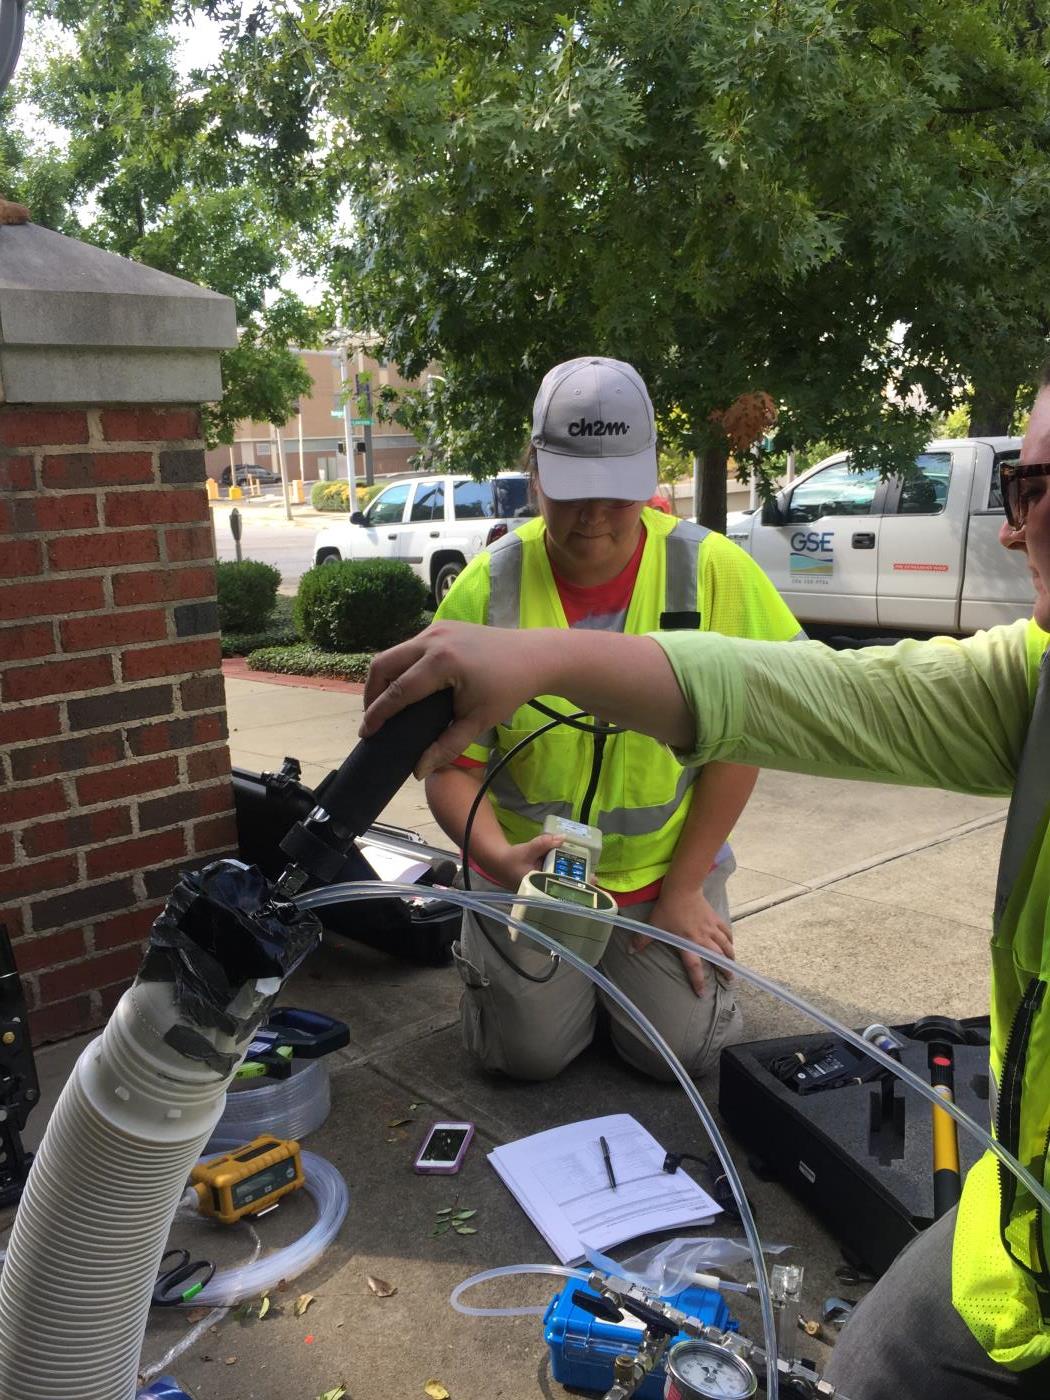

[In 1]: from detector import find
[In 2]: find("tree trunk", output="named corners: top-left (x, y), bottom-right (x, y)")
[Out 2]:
top-left (968, 381), bottom-right (1018, 437)
top-left (698, 441), bottom-right (728, 533)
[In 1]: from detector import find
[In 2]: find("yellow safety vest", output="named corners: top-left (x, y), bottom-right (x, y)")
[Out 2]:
top-left (435, 508), bottom-right (801, 891)
top-left (953, 619), bottom-right (1050, 1369)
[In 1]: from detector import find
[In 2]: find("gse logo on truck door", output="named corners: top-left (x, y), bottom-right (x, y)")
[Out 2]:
top-left (789, 530), bottom-right (835, 581)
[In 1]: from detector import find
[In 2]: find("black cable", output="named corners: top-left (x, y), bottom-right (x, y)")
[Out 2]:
top-left (526, 698), bottom-right (627, 736)
top-left (458, 702), bottom-right (625, 986)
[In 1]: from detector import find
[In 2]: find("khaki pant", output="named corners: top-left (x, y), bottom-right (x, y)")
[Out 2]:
top-left (452, 857), bottom-right (742, 1082)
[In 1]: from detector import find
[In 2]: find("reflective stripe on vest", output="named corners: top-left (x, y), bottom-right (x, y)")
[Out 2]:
top-left (485, 518), bottom-right (709, 627)
top-left (486, 749), bottom-right (698, 839)
top-left (486, 533), bottom-right (524, 627)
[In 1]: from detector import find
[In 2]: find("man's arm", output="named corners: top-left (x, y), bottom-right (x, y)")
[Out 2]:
top-left (363, 618), bottom-right (1032, 795)
top-left (362, 624), bottom-right (693, 776)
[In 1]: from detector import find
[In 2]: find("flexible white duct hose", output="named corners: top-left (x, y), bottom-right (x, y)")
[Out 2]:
top-left (0, 979), bottom-right (254, 1400)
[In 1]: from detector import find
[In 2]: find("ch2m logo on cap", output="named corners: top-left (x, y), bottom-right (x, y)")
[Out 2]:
top-left (567, 418), bottom-right (630, 438)
top-left (789, 529), bottom-right (835, 580)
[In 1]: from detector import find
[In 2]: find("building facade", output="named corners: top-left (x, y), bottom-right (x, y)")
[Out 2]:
top-left (203, 347), bottom-right (436, 485)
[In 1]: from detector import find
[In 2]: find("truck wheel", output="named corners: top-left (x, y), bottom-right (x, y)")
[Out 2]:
top-left (316, 550), bottom-right (342, 566)
top-left (434, 561), bottom-right (463, 600)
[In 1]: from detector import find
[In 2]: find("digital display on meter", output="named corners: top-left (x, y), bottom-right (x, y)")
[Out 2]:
top-left (552, 851), bottom-right (588, 882)
top-left (232, 1160), bottom-right (299, 1208)
top-left (545, 877), bottom-right (600, 908)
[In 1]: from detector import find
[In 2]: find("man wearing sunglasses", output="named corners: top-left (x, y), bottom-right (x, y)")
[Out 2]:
top-left (363, 375), bottom-right (1050, 1397)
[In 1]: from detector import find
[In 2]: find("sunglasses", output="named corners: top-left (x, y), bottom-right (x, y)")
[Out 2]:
top-left (1000, 461), bottom-right (1050, 529)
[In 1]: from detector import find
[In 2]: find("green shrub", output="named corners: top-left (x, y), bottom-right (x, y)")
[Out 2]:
top-left (295, 558), bottom-right (427, 653)
top-left (311, 480), bottom-right (350, 511)
top-left (246, 643), bottom-right (373, 682)
top-left (216, 559), bottom-right (281, 632)
top-left (221, 596), bottom-right (298, 656)
top-left (356, 481), bottom-right (383, 508)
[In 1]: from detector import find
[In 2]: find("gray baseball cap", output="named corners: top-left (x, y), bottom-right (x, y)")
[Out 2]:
top-left (531, 356), bottom-right (658, 501)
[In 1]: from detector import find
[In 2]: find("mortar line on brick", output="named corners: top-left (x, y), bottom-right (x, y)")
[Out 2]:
top-left (86, 409), bottom-right (103, 446)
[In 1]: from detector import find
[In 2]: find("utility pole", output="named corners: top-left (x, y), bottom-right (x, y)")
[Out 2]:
top-left (355, 372), bottom-right (375, 487)
top-left (337, 348), bottom-right (361, 513)
top-left (271, 423), bottom-right (292, 522)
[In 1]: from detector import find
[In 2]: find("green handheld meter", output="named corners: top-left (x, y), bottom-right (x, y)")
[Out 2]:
top-left (511, 817), bottom-right (616, 966)
top-left (540, 816), bottom-right (603, 885)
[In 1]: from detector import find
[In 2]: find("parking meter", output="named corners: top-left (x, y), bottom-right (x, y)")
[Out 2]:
top-left (229, 505), bottom-right (243, 562)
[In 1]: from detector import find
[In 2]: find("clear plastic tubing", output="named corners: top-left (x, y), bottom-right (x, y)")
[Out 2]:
top-left (459, 888), bottom-right (1049, 1211)
top-left (205, 1057), bottom-right (330, 1149)
top-left (179, 1149), bottom-right (348, 1307)
top-left (0, 1151), bottom-right (348, 1309)
top-left (300, 882), bottom-right (781, 1400)
top-left (450, 1264), bottom-right (590, 1317)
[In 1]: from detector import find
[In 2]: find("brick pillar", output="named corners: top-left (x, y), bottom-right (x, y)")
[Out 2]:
top-left (0, 224), bottom-right (238, 1043)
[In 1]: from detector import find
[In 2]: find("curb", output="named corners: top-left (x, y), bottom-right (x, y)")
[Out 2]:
top-left (222, 656), bottom-right (365, 695)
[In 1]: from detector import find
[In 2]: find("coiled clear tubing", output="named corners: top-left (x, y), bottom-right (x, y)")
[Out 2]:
top-left (205, 1058), bottom-right (330, 1149)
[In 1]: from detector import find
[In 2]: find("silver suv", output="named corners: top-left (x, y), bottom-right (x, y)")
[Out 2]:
top-left (312, 472), bottom-right (535, 600)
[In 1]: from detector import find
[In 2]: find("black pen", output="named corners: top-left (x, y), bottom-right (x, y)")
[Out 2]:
top-left (599, 1134), bottom-right (617, 1190)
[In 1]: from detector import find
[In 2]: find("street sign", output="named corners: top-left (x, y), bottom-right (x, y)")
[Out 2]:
top-left (330, 409), bottom-right (343, 418)
top-left (351, 417), bottom-right (373, 426)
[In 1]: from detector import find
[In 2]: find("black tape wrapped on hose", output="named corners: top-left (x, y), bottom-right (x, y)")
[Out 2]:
top-left (140, 861), bottom-right (323, 1071)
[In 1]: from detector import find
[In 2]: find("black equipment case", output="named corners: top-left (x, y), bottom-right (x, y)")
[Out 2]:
top-left (232, 759), bottom-right (461, 966)
top-left (719, 1016), bottom-right (992, 1277)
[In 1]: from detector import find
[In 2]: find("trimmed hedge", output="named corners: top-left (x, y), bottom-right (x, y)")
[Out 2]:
top-left (246, 643), bottom-right (373, 683)
top-left (216, 559), bottom-right (281, 632)
top-left (294, 558), bottom-right (427, 653)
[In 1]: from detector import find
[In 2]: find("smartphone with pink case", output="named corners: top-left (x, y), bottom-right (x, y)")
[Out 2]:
top-left (413, 1121), bottom-right (475, 1174)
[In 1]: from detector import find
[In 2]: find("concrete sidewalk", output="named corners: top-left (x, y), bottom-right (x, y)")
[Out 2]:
top-left (5, 667), bottom-right (1007, 1400)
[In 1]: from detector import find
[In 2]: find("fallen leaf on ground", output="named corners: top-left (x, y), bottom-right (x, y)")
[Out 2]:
top-left (258, 1294), bottom-right (271, 1321)
top-left (453, 1225), bottom-right (477, 1235)
top-left (224, 1356), bottom-right (237, 1365)
top-left (185, 1307), bottom-right (210, 1323)
top-left (388, 1116), bottom-right (413, 1128)
top-left (452, 1209), bottom-right (477, 1221)
top-left (295, 1292), bottom-right (316, 1316)
top-left (317, 1387), bottom-right (347, 1400)
top-left (366, 1275), bottom-right (397, 1297)
top-left (424, 1382), bottom-right (450, 1399)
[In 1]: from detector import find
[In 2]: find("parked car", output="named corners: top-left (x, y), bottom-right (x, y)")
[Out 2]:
top-left (312, 472), bottom-right (536, 600)
top-left (725, 437), bottom-right (1030, 636)
top-left (220, 463), bottom-right (282, 487)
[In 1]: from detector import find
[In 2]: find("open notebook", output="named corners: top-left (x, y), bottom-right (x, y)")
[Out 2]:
top-left (488, 1113), bottom-right (721, 1265)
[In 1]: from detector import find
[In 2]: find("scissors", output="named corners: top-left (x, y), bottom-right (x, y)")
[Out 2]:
top-left (153, 1248), bottom-right (216, 1306)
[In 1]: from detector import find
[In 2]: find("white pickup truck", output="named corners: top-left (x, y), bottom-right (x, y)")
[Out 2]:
top-left (726, 437), bottom-right (1034, 636)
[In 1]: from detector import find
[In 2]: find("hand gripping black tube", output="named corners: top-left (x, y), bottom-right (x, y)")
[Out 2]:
top-left (277, 689), bottom-right (455, 894)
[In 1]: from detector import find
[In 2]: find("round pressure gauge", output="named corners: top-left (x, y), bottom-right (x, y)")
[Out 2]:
top-left (663, 1339), bottom-right (759, 1400)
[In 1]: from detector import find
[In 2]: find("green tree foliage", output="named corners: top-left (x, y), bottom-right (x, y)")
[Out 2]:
top-left (4, 0), bottom-right (320, 442)
top-left (190, 0), bottom-right (1050, 525)
top-left (13, 1), bottom-right (1050, 524)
